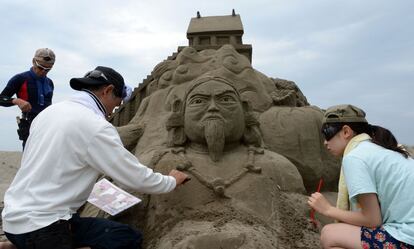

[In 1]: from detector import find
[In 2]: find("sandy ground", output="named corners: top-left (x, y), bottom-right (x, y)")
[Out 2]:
top-left (0, 152), bottom-right (21, 200)
top-left (407, 146), bottom-right (414, 156)
top-left (0, 147), bottom-right (413, 245)
top-left (0, 151), bottom-right (22, 241)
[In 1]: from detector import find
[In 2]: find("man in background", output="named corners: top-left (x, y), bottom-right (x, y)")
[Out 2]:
top-left (0, 48), bottom-right (56, 149)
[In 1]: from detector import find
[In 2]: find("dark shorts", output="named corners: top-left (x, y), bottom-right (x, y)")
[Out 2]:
top-left (5, 214), bottom-right (142, 249)
top-left (361, 226), bottom-right (413, 249)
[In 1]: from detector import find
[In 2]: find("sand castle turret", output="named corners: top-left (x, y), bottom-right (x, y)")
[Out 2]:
top-left (183, 10), bottom-right (252, 62)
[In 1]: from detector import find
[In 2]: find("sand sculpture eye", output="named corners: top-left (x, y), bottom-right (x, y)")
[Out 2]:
top-left (218, 95), bottom-right (236, 103)
top-left (188, 96), bottom-right (207, 105)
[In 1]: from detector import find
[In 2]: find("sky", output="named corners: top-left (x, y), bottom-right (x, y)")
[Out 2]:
top-left (0, 0), bottom-right (413, 151)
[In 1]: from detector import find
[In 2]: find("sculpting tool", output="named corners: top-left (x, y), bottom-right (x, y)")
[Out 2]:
top-left (310, 178), bottom-right (324, 228)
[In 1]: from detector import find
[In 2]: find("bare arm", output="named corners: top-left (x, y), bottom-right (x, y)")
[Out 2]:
top-left (12, 98), bottom-right (32, 112)
top-left (308, 192), bottom-right (382, 227)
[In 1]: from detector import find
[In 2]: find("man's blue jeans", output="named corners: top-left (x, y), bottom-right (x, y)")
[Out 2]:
top-left (5, 214), bottom-right (142, 249)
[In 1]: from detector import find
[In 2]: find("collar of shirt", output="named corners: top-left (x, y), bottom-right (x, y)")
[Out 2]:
top-left (69, 90), bottom-right (107, 118)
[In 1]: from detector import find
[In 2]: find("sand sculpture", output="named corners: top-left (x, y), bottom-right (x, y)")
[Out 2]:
top-left (117, 44), bottom-right (338, 191)
top-left (105, 12), bottom-right (340, 248)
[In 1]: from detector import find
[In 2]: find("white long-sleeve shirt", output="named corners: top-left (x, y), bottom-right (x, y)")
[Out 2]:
top-left (2, 91), bottom-right (176, 234)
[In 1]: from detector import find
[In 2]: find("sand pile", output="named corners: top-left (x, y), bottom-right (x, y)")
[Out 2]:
top-left (407, 146), bottom-right (414, 155)
top-left (1, 146), bottom-right (413, 246)
top-left (0, 151), bottom-right (22, 242)
top-left (0, 151), bottom-right (21, 201)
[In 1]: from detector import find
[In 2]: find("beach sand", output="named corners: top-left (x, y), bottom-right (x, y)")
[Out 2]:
top-left (1, 147), bottom-right (413, 245)
top-left (0, 151), bottom-right (22, 241)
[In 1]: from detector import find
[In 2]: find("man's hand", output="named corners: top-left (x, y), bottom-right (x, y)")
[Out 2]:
top-left (168, 169), bottom-right (190, 186)
top-left (12, 98), bottom-right (32, 112)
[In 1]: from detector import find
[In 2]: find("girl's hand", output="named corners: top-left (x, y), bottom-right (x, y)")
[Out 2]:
top-left (308, 192), bottom-right (333, 216)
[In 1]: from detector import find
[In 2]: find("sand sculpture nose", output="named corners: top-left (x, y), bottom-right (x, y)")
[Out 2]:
top-left (207, 99), bottom-right (219, 112)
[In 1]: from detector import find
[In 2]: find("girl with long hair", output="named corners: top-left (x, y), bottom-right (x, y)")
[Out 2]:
top-left (308, 104), bottom-right (413, 249)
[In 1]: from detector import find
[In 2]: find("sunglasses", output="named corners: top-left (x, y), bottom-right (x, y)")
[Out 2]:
top-left (321, 125), bottom-right (343, 141)
top-left (84, 70), bottom-right (109, 82)
top-left (84, 70), bottom-right (132, 102)
top-left (35, 60), bottom-right (52, 72)
top-left (42, 56), bottom-right (53, 62)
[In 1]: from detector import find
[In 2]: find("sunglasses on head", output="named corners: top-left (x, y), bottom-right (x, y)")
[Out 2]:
top-left (85, 70), bottom-right (131, 101)
top-left (84, 70), bottom-right (109, 82)
top-left (35, 60), bottom-right (52, 72)
top-left (321, 125), bottom-right (343, 141)
top-left (42, 56), bottom-right (53, 62)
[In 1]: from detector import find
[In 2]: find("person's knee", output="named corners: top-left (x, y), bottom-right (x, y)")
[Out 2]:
top-left (110, 225), bottom-right (142, 249)
top-left (72, 216), bottom-right (143, 249)
top-left (320, 224), bottom-right (336, 248)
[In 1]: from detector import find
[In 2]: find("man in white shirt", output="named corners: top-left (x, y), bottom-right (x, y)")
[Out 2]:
top-left (1, 66), bottom-right (188, 249)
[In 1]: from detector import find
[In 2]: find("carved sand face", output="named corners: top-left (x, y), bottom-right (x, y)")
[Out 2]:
top-left (184, 80), bottom-right (245, 160)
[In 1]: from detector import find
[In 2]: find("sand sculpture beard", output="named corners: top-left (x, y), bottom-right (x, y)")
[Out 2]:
top-left (203, 118), bottom-right (225, 162)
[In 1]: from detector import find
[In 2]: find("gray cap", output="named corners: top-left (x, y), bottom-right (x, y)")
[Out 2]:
top-left (34, 48), bottom-right (55, 65)
top-left (322, 104), bottom-right (368, 124)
